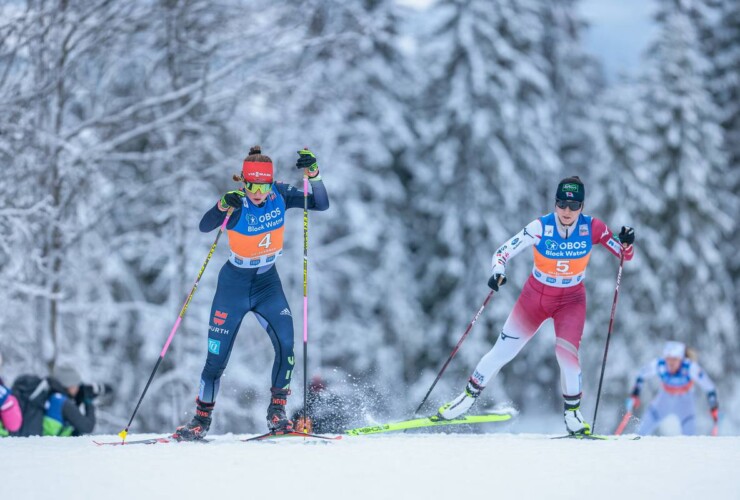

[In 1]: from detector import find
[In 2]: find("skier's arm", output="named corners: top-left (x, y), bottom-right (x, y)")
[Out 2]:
top-left (488, 219), bottom-right (541, 290)
top-left (199, 199), bottom-right (241, 232)
top-left (491, 219), bottom-right (542, 268)
top-left (61, 398), bottom-right (96, 435)
top-left (688, 361), bottom-right (718, 409)
top-left (277, 180), bottom-right (330, 211)
top-left (630, 359), bottom-right (660, 400)
top-left (278, 148), bottom-right (329, 210)
top-left (591, 218), bottom-right (634, 261)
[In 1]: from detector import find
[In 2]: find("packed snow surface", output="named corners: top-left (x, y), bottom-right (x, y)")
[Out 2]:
top-left (3, 433), bottom-right (739, 500)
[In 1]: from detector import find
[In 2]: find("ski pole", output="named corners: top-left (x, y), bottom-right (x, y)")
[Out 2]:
top-left (711, 411), bottom-right (719, 436)
top-left (302, 162), bottom-right (309, 434)
top-left (591, 251), bottom-right (625, 434)
top-left (414, 284), bottom-right (500, 415)
top-left (614, 411), bottom-right (632, 436)
top-left (615, 396), bottom-right (637, 435)
top-left (118, 207), bottom-right (234, 442)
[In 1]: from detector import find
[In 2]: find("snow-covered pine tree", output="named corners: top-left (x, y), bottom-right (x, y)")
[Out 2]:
top-left (705, 0), bottom-right (740, 319)
top-left (541, 0), bottom-right (604, 175)
top-left (597, 2), bottom-right (738, 421)
top-left (0, 3), bottom-right (157, 375)
top-left (226, 0), bottom-right (423, 419)
top-left (97, 0), bottom-right (251, 434)
top-left (0, 1), bottom-right (270, 432)
top-left (408, 0), bottom-right (563, 407)
top-left (708, 0), bottom-right (740, 174)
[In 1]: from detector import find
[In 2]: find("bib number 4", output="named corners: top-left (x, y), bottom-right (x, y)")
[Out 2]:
top-left (258, 233), bottom-right (272, 249)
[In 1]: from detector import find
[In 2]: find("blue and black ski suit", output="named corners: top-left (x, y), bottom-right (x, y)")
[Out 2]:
top-left (197, 180), bottom-right (329, 402)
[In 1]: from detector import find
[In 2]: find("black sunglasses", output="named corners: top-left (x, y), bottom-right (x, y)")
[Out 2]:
top-left (555, 199), bottom-right (583, 211)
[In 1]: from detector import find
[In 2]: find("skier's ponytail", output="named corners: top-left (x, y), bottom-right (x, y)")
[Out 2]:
top-left (685, 347), bottom-right (698, 361)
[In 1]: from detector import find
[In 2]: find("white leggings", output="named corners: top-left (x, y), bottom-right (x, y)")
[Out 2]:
top-left (637, 391), bottom-right (697, 436)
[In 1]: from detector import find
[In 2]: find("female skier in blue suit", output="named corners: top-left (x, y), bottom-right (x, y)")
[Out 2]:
top-left (174, 146), bottom-right (329, 441)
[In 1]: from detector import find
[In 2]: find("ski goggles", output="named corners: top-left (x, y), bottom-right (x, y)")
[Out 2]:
top-left (244, 182), bottom-right (273, 194)
top-left (555, 199), bottom-right (583, 211)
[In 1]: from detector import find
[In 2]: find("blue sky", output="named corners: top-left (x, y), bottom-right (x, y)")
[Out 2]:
top-left (580, 0), bottom-right (657, 81)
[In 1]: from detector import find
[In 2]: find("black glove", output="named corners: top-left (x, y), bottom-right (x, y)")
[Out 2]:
top-left (618, 226), bottom-right (635, 246)
top-left (487, 262), bottom-right (507, 291)
top-left (707, 390), bottom-right (718, 411)
top-left (219, 190), bottom-right (245, 210)
top-left (296, 149), bottom-right (320, 178)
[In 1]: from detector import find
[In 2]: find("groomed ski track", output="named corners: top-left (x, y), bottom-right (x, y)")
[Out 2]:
top-left (3, 433), bottom-right (738, 500)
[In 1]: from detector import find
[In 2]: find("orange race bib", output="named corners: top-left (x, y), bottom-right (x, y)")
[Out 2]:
top-left (227, 189), bottom-right (286, 268)
top-left (531, 213), bottom-right (593, 288)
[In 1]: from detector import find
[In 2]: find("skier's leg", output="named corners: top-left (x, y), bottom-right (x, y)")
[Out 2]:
top-left (472, 280), bottom-right (548, 387)
top-left (438, 278), bottom-right (546, 419)
top-left (637, 393), bottom-right (669, 436)
top-left (680, 413), bottom-right (697, 435)
top-left (252, 266), bottom-right (295, 431)
top-left (551, 285), bottom-right (590, 433)
top-left (676, 395), bottom-right (697, 435)
top-left (551, 285), bottom-right (586, 397)
top-left (254, 309), bottom-right (295, 391)
top-left (199, 268), bottom-right (251, 402)
top-left (175, 264), bottom-right (251, 440)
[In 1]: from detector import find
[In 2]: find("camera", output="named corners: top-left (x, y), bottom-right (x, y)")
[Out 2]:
top-left (76, 382), bottom-right (114, 404)
top-left (87, 382), bottom-right (113, 397)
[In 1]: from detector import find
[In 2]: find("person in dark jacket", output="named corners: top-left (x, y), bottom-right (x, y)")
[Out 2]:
top-left (44, 365), bottom-right (96, 436)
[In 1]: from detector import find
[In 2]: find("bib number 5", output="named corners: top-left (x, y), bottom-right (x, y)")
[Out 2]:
top-left (556, 260), bottom-right (570, 273)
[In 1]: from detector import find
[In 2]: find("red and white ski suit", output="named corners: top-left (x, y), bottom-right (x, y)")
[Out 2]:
top-left (470, 213), bottom-right (633, 399)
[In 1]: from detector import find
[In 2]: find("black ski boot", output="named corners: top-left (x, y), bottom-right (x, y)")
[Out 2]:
top-left (173, 398), bottom-right (214, 441)
top-left (266, 387), bottom-right (294, 432)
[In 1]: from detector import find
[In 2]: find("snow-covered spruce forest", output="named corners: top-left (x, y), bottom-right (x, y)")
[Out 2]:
top-left (0, 0), bottom-right (737, 436)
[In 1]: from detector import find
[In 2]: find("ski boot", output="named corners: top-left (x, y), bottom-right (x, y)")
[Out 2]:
top-left (173, 398), bottom-right (214, 441)
top-left (266, 387), bottom-right (294, 432)
top-left (437, 378), bottom-right (483, 420)
top-left (563, 395), bottom-right (591, 435)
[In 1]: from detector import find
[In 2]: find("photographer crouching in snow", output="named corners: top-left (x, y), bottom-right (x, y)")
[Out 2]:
top-left (44, 365), bottom-right (110, 436)
top-left (10, 364), bottom-right (113, 437)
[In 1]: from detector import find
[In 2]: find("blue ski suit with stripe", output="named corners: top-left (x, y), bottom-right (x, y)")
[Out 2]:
top-left (197, 180), bottom-right (329, 403)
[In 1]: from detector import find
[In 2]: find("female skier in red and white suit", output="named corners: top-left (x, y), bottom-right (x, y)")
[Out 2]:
top-left (439, 176), bottom-right (634, 435)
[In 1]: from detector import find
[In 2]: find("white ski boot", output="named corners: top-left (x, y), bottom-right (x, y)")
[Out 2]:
top-left (564, 397), bottom-right (591, 435)
top-left (438, 379), bottom-right (483, 420)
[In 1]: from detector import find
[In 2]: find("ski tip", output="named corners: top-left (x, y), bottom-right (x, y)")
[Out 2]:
top-left (551, 433), bottom-right (641, 441)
